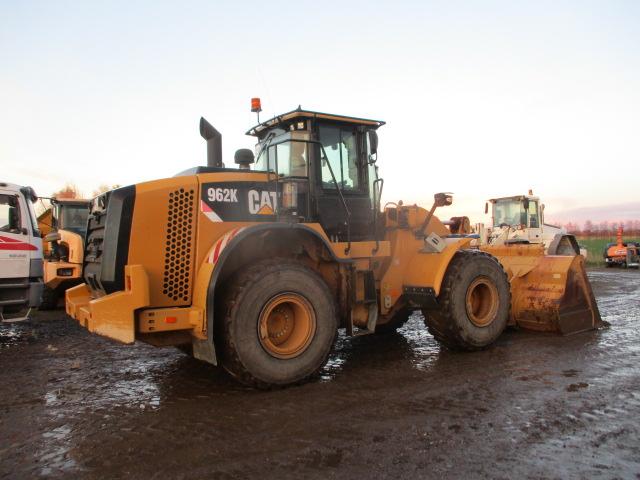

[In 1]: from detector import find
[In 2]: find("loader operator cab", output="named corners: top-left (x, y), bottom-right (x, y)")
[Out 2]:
top-left (491, 196), bottom-right (541, 230)
top-left (53, 200), bottom-right (90, 238)
top-left (247, 109), bottom-right (385, 242)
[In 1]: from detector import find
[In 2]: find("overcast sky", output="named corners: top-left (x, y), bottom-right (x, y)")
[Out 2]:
top-left (2, 0), bottom-right (639, 220)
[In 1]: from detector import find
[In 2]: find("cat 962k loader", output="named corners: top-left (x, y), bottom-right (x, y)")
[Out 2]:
top-left (66, 104), bottom-right (602, 388)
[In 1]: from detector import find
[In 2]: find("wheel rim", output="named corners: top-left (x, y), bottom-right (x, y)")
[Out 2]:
top-left (465, 277), bottom-right (499, 328)
top-left (258, 293), bottom-right (317, 359)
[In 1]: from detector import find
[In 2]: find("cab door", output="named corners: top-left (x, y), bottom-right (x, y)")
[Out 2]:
top-left (312, 124), bottom-right (373, 241)
top-left (526, 200), bottom-right (542, 243)
top-left (0, 190), bottom-right (36, 279)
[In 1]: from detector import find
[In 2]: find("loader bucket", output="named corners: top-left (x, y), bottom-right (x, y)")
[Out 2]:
top-left (484, 246), bottom-right (603, 335)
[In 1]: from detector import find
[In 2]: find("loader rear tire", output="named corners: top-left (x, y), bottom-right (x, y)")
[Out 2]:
top-left (423, 250), bottom-right (510, 351)
top-left (38, 286), bottom-right (59, 310)
top-left (217, 259), bottom-right (337, 389)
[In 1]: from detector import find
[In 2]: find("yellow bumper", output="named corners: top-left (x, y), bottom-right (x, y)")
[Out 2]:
top-left (44, 260), bottom-right (82, 289)
top-left (65, 265), bottom-right (150, 344)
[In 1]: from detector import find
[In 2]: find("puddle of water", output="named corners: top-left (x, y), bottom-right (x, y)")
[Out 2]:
top-left (37, 424), bottom-right (78, 476)
top-left (0, 324), bottom-right (34, 348)
top-left (35, 354), bottom-right (169, 475)
top-left (398, 313), bottom-right (442, 371)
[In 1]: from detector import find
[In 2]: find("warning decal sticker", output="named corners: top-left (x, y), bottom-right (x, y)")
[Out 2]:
top-left (200, 182), bottom-right (277, 223)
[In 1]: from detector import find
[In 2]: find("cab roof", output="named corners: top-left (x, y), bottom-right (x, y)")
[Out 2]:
top-left (246, 107), bottom-right (385, 136)
top-left (489, 194), bottom-right (539, 203)
top-left (53, 198), bottom-right (91, 205)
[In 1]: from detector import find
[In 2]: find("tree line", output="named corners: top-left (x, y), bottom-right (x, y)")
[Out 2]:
top-left (562, 220), bottom-right (640, 237)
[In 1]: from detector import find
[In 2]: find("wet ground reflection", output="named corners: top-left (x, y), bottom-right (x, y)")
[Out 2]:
top-left (0, 269), bottom-right (638, 478)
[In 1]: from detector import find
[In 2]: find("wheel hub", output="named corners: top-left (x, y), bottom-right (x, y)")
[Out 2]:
top-left (258, 293), bottom-right (316, 359)
top-left (466, 277), bottom-right (499, 327)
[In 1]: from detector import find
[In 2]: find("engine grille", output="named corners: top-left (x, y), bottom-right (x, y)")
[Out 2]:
top-left (83, 186), bottom-right (135, 294)
top-left (83, 193), bottom-right (108, 292)
top-left (162, 188), bottom-right (195, 301)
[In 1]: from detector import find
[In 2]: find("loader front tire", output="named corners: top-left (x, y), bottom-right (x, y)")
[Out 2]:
top-left (218, 259), bottom-right (337, 388)
top-left (423, 250), bottom-right (510, 351)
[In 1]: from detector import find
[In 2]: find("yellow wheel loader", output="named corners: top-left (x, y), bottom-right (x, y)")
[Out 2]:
top-left (481, 192), bottom-right (585, 256)
top-left (38, 198), bottom-right (90, 309)
top-left (66, 106), bottom-right (601, 388)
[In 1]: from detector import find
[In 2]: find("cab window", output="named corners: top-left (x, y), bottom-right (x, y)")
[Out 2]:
top-left (0, 194), bottom-right (22, 234)
top-left (319, 125), bottom-right (360, 191)
top-left (254, 141), bottom-right (308, 177)
top-left (528, 201), bottom-right (539, 228)
top-left (60, 205), bottom-right (89, 237)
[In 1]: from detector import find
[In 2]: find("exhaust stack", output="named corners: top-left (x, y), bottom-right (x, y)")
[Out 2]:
top-left (199, 117), bottom-right (223, 168)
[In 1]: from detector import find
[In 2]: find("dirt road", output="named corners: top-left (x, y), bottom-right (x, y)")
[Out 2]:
top-left (1, 268), bottom-right (639, 479)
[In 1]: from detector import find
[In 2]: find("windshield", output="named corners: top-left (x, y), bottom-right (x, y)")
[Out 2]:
top-left (59, 204), bottom-right (89, 236)
top-left (493, 200), bottom-right (526, 227)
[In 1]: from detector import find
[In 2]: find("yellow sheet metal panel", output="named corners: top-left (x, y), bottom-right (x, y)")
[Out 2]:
top-left (138, 307), bottom-right (202, 333)
top-left (59, 230), bottom-right (84, 264)
top-left (65, 282), bottom-right (91, 320)
top-left (379, 229), bottom-right (470, 312)
top-left (66, 265), bottom-right (150, 344)
top-left (44, 260), bottom-right (82, 288)
top-left (129, 177), bottom-right (199, 308)
top-left (402, 240), bottom-right (472, 295)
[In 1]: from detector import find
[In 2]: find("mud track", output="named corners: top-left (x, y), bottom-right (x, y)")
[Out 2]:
top-left (1, 269), bottom-right (639, 479)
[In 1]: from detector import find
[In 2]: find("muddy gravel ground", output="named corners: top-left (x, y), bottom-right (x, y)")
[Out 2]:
top-left (1, 268), bottom-right (639, 479)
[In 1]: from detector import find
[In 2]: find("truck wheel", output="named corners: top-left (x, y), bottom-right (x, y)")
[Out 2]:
top-left (423, 250), bottom-right (510, 351)
top-left (375, 308), bottom-right (411, 334)
top-left (218, 259), bottom-right (337, 388)
top-left (39, 286), bottom-right (59, 310)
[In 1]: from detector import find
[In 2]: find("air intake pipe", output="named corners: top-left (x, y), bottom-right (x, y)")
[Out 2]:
top-left (199, 117), bottom-right (223, 168)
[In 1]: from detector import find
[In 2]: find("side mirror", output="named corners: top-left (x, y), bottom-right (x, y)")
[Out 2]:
top-left (434, 192), bottom-right (453, 207)
top-left (368, 131), bottom-right (378, 158)
top-left (484, 202), bottom-right (488, 214)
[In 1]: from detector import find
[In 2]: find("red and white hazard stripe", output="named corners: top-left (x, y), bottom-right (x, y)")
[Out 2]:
top-left (0, 235), bottom-right (38, 251)
top-left (206, 227), bottom-right (246, 267)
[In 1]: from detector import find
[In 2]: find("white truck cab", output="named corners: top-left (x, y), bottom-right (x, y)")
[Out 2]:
top-left (0, 182), bottom-right (43, 322)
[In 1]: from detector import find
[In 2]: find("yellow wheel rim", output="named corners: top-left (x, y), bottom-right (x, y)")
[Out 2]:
top-left (258, 293), bottom-right (316, 359)
top-left (465, 277), bottom-right (499, 327)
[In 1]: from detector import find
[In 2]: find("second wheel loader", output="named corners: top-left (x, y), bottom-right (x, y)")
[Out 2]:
top-left (482, 192), bottom-right (585, 257)
top-left (38, 198), bottom-right (90, 308)
top-left (66, 104), bottom-right (602, 388)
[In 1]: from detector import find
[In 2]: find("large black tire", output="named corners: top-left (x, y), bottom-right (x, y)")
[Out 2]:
top-left (217, 258), bottom-right (338, 388)
top-left (175, 344), bottom-right (193, 356)
top-left (375, 308), bottom-right (412, 334)
top-left (423, 250), bottom-right (510, 351)
top-left (38, 286), bottom-right (59, 310)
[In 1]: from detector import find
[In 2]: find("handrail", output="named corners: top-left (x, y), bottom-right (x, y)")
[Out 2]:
top-left (372, 177), bottom-right (384, 253)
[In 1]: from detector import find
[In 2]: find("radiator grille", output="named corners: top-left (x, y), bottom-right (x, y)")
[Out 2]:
top-left (162, 188), bottom-right (195, 301)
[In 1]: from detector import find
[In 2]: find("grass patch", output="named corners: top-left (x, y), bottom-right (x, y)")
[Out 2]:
top-left (575, 236), bottom-right (640, 267)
